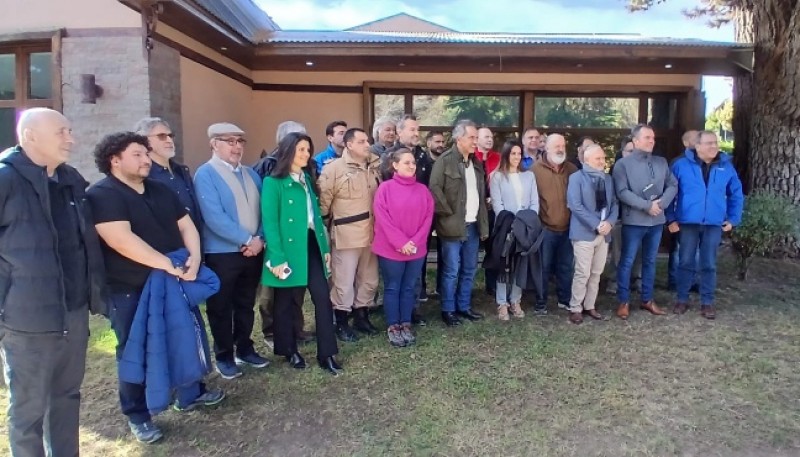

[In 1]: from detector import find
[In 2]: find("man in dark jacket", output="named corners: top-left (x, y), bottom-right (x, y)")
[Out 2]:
top-left (429, 120), bottom-right (489, 326)
top-left (88, 132), bottom-right (224, 444)
top-left (0, 108), bottom-right (106, 457)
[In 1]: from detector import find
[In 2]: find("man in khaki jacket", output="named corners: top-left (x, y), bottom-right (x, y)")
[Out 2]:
top-left (318, 127), bottom-right (381, 342)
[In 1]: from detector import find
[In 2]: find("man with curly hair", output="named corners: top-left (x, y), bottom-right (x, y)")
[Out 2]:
top-left (87, 131), bottom-right (224, 444)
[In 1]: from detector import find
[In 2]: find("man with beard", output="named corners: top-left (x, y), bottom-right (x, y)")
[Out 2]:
top-left (532, 134), bottom-right (579, 314)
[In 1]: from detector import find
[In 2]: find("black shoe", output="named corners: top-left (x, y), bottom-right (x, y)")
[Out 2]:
top-left (456, 309), bottom-right (484, 321)
top-left (412, 309), bottom-right (427, 327)
top-left (318, 356), bottom-right (343, 376)
top-left (441, 312), bottom-right (462, 327)
top-left (334, 310), bottom-right (359, 342)
top-left (352, 308), bottom-right (379, 336)
top-left (285, 352), bottom-right (306, 369)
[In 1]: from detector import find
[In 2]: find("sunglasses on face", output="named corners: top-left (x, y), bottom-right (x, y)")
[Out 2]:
top-left (149, 133), bottom-right (175, 141)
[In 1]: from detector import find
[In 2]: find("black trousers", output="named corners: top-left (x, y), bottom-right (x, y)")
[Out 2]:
top-left (257, 284), bottom-right (305, 338)
top-left (204, 252), bottom-right (262, 362)
top-left (0, 308), bottom-right (88, 457)
top-left (273, 230), bottom-right (338, 359)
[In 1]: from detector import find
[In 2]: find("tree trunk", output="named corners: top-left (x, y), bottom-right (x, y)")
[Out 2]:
top-left (748, 2), bottom-right (800, 204)
top-left (731, 6), bottom-right (754, 193)
top-left (747, 1), bottom-right (800, 255)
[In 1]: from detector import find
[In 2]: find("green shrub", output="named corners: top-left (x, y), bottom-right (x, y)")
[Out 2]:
top-left (719, 139), bottom-right (734, 154)
top-left (731, 191), bottom-right (800, 280)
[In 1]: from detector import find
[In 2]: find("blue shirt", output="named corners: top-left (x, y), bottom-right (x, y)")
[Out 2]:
top-left (148, 161), bottom-right (202, 228)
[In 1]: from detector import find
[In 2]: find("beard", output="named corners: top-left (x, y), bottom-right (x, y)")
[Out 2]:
top-left (549, 152), bottom-right (566, 165)
top-left (430, 147), bottom-right (445, 158)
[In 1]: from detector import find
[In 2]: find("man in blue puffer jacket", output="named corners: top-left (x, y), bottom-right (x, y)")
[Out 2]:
top-left (666, 131), bottom-right (744, 319)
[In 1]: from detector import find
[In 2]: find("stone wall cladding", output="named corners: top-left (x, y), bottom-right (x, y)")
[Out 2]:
top-left (148, 42), bottom-right (183, 162)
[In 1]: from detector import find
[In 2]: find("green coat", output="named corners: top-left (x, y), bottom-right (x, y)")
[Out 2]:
top-left (261, 174), bottom-right (330, 288)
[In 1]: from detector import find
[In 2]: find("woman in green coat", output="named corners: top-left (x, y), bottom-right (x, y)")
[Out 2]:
top-left (261, 132), bottom-right (341, 376)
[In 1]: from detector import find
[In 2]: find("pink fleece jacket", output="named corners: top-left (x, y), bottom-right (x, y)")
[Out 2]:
top-left (371, 173), bottom-right (434, 261)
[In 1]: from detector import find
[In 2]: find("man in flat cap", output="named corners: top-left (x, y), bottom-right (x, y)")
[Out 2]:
top-left (194, 123), bottom-right (269, 379)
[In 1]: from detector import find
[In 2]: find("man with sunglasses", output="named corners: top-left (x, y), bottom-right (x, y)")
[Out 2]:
top-left (134, 117), bottom-right (203, 232)
top-left (194, 123), bottom-right (269, 380)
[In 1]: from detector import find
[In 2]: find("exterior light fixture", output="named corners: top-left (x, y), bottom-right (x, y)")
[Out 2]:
top-left (80, 74), bottom-right (104, 104)
top-left (665, 63), bottom-right (673, 69)
top-left (305, 61), bottom-right (314, 67)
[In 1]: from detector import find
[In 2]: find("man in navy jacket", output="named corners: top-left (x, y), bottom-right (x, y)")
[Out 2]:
top-left (666, 131), bottom-right (744, 319)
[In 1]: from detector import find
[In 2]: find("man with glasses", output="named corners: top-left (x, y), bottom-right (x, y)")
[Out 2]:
top-left (134, 117), bottom-right (203, 231)
top-left (612, 124), bottom-right (678, 320)
top-left (667, 131), bottom-right (743, 319)
top-left (194, 123), bottom-right (269, 379)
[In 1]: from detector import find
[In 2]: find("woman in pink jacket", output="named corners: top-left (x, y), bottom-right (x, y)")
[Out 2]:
top-left (372, 148), bottom-right (434, 348)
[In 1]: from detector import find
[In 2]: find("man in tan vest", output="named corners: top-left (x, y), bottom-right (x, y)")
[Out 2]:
top-left (318, 127), bottom-right (382, 342)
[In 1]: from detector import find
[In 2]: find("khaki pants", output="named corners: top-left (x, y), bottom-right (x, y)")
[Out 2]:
top-left (570, 235), bottom-right (609, 313)
top-left (330, 246), bottom-right (379, 312)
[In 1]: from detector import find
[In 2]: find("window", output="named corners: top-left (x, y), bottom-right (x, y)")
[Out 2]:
top-left (0, 45), bottom-right (55, 149)
top-left (534, 96), bottom-right (639, 129)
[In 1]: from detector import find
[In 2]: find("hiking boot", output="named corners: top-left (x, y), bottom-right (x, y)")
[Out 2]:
top-left (616, 303), bottom-right (630, 320)
top-left (640, 300), bottom-right (667, 316)
top-left (215, 359), bottom-right (243, 379)
top-left (129, 421), bottom-right (163, 444)
top-left (235, 351), bottom-right (270, 369)
top-left (497, 304), bottom-right (510, 321)
top-left (700, 305), bottom-right (716, 320)
top-left (387, 325), bottom-right (406, 348)
top-left (585, 309), bottom-right (603, 320)
top-left (569, 312), bottom-right (584, 324)
top-left (673, 302), bottom-right (690, 315)
top-left (352, 308), bottom-right (379, 336)
top-left (509, 302), bottom-right (525, 318)
top-left (400, 323), bottom-right (416, 346)
top-left (173, 388), bottom-right (226, 412)
top-left (335, 310), bottom-right (359, 342)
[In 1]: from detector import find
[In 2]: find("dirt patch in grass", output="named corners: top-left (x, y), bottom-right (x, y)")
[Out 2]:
top-left (1, 253), bottom-right (799, 457)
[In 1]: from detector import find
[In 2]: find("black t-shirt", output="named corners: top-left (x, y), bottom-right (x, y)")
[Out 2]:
top-left (87, 176), bottom-right (187, 293)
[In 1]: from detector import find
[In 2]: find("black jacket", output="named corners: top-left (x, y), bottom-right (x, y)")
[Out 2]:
top-left (510, 209), bottom-right (545, 293)
top-left (0, 146), bottom-right (108, 334)
top-left (253, 147), bottom-right (278, 179)
top-left (483, 210), bottom-right (516, 275)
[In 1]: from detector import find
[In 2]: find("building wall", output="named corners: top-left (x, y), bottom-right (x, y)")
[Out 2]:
top-left (149, 42), bottom-right (183, 161)
top-left (62, 34), bottom-right (151, 183)
top-left (0, 0), bottom-right (139, 33)
top-left (180, 56), bottom-right (253, 171)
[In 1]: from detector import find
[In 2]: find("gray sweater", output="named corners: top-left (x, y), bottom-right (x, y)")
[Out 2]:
top-left (611, 150), bottom-right (678, 227)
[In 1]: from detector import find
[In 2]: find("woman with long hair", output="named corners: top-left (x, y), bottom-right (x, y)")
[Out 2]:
top-left (488, 140), bottom-right (540, 320)
top-left (260, 132), bottom-right (341, 375)
top-left (372, 149), bottom-right (434, 347)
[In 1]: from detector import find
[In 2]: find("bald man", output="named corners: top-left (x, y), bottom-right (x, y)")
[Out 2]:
top-left (0, 108), bottom-right (107, 456)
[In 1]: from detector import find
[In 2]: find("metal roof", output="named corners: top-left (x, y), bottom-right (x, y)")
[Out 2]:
top-left (259, 30), bottom-right (745, 48)
top-left (193, 0), bottom-right (280, 41)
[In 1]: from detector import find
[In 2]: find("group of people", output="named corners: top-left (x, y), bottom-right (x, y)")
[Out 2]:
top-left (0, 107), bottom-right (744, 455)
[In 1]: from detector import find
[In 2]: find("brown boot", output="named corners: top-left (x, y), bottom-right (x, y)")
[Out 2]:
top-left (585, 309), bottom-right (603, 320)
top-left (640, 300), bottom-right (667, 316)
top-left (672, 302), bottom-right (689, 315)
top-left (616, 303), bottom-right (629, 320)
top-left (569, 312), bottom-right (584, 324)
top-left (700, 305), bottom-right (716, 320)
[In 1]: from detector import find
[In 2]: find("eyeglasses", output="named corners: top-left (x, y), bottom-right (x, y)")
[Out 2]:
top-left (149, 133), bottom-right (175, 141)
top-left (214, 137), bottom-right (247, 146)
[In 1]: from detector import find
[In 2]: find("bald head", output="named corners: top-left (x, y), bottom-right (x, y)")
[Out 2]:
top-left (16, 108), bottom-right (74, 174)
top-left (583, 144), bottom-right (606, 171)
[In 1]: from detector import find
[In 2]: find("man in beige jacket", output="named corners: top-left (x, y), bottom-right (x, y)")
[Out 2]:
top-left (318, 127), bottom-right (382, 341)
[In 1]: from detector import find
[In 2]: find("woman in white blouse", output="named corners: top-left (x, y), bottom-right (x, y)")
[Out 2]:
top-left (488, 140), bottom-right (540, 320)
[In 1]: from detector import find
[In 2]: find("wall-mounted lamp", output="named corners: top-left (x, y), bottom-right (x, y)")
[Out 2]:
top-left (80, 74), bottom-right (104, 104)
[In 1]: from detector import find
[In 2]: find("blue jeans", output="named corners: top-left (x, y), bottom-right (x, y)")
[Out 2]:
top-left (677, 224), bottom-right (723, 306)
top-left (110, 292), bottom-right (205, 423)
top-left (668, 235), bottom-right (699, 289)
top-left (380, 257), bottom-right (426, 326)
top-left (439, 223), bottom-right (481, 313)
top-left (536, 228), bottom-right (573, 309)
top-left (617, 225), bottom-right (663, 304)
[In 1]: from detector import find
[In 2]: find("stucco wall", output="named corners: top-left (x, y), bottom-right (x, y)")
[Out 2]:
top-left (0, 0), bottom-right (139, 33)
top-left (180, 56), bottom-right (253, 172)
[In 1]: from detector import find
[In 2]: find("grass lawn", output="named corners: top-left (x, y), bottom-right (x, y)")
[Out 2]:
top-left (1, 252), bottom-right (799, 457)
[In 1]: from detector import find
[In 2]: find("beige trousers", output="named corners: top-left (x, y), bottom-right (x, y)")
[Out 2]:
top-left (570, 234), bottom-right (609, 313)
top-left (330, 246), bottom-right (379, 312)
